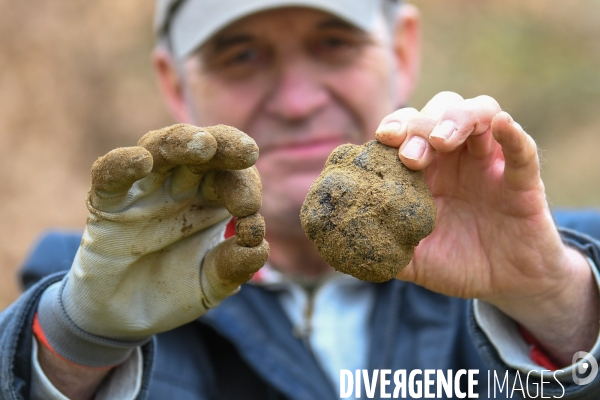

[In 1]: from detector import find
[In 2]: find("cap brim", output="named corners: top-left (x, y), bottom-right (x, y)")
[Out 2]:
top-left (169, 0), bottom-right (381, 59)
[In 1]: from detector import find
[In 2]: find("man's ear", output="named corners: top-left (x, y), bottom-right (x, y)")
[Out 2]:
top-left (151, 47), bottom-right (194, 123)
top-left (392, 4), bottom-right (421, 104)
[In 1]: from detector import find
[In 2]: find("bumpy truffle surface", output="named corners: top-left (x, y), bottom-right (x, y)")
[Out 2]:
top-left (300, 140), bottom-right (436, 282)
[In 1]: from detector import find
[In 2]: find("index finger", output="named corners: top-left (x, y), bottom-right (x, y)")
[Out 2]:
top-left (188, 125), bottom-right (259, 174)
top-left (138, 124), bottom-right (218, 174)
top-left (138, 124), bottom-right (259, 175)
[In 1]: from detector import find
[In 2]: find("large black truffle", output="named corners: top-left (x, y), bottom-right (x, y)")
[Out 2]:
top-left (300, 141), bottom-right (436, 282)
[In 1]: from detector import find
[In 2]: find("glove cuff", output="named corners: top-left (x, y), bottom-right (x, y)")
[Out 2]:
top-left (37, 280), bottom-right (151, 368)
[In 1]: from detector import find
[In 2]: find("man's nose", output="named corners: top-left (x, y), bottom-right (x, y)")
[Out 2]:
top-left (264, 62), bottom-right (329, 122)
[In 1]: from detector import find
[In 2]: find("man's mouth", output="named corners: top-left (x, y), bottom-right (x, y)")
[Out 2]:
top-left (260, 137), bottom-right (347, 158)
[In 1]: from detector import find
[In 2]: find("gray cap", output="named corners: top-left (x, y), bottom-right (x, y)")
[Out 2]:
top-left (155, 0), bottom-right (393, 60)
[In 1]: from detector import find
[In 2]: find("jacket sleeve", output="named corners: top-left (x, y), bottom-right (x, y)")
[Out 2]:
top-left (469, 211), bottom-right (600, 399)
top-left (0, 273), bottom-right (156, 400)
top-left (1, 232), bottom-right (156, 400)
top-left (0, 273), bottom-right (62, 399)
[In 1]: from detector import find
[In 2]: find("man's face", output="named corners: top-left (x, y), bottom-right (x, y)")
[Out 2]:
top-left (175, 7), bottom-right (413, 236)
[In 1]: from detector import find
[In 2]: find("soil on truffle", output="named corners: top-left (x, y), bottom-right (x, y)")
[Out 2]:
top-left (300, 140), bottom-right (436, 283)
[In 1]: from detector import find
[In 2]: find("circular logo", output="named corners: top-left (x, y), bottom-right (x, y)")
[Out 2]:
top-left (572, 351), bottom-right (598, 386)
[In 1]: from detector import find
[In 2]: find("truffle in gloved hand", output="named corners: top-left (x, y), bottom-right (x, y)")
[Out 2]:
top-left (37, 124), bottom-right (269, 367)
top-left (300, 140), bottom-right (436, 283)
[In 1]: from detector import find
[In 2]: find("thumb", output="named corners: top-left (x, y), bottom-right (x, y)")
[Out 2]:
top-left (200, 237), bottom-right (270, 307)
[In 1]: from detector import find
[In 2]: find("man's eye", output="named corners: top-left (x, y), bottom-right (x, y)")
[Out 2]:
top-left (228, 48), bottom-right (260, 65)
top-left (311, 34), bottom-right (362, 64)
top-left (204, 45), bottom-right (270, 79)
top-left (321, 37), bottom-right (350, 49)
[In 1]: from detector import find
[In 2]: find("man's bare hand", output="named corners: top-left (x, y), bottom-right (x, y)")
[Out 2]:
top-left (376, 92), bottom-right (599, 365)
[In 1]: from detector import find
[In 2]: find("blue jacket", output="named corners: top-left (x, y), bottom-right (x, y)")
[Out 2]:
top-left (1, 210), bottom-right (600, 399)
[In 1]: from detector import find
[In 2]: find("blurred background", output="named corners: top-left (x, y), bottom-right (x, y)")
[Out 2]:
top-left (1, 0), bottom-right (599, 309)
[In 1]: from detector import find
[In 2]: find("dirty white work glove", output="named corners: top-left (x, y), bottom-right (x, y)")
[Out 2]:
top-left (37, 124), bottom-right (269, 367)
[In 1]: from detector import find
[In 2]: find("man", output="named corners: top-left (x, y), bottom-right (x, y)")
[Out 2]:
top-left (1, 0), bottom-right (600, 399)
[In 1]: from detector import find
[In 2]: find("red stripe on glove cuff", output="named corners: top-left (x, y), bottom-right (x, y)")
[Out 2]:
top-left (32, 312), bottom-right (114, 370)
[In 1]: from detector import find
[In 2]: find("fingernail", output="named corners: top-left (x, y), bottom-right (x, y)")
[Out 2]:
top-left (376, 121), bottom-right (403, 134)
top-left (401, 137), bottom-right (427, 160)
top-left (430, 120), bottom-right (456, 141)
